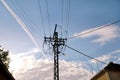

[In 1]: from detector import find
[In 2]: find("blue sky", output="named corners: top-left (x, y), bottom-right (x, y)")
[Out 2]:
top-left (0, 0), bottom-right (120, 80)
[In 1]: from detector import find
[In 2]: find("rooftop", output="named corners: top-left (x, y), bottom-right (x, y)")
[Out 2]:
top-left (104, 62), bottom-right (120, 71)
top-left (91, 62), bottom-right (120, 80)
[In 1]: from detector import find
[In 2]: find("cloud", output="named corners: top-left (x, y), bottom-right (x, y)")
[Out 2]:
top-left (9, 50), bottom-right (94, 80)
top-left (73, 25), bottom-right (120, 45)
top-left (9, 48), bottom-right (120, 80)
top-left (10, 48), bottom-right (120, 80)
top-left (90, 55), bottom-right (111, 64)
top-left (9, 48), bottom-right (40, 73)
top-left (112, 49), bottom-right (120, 54)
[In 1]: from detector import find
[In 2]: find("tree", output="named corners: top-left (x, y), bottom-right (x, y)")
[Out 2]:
top-left (0, 46), bottom-right (10, 68)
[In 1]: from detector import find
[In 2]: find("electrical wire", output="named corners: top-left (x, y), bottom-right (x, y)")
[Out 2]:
top-left (65, 45), bottom-right (107, 64)
top-left (96, 62), bottom-right (99, 72)
top-left (1, 0), bottom-right (44, 53)
top-left (46, 0), bottom-right (51, 36)
top-left (66, 0), bottom-right (71, 32)
top-left (61, 0), bottom-right (63, 26)
top-left (15, 0), bottom-right (43, 34)
top-left (38, 0), bottom-right (46, 36)
top-left (68, 20), bottom-right (120, 39)
top-left (9, 0), bottom-right (44, 52)
top-left (65, 0), bottom-right (71, 38)
top-left (10, 0), bottom-right (43, 38)
top-left (57, 25), bottom-right (68, 38)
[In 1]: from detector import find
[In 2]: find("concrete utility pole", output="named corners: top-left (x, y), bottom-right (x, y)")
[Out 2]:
top-left (44, 24), bottom-right (67, 80)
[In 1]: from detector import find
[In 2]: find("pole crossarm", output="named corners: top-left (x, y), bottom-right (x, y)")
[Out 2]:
top-left (44, 37), bottom-right (67, 46)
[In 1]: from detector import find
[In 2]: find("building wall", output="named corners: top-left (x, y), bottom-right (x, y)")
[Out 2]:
top-left (109, 71), bottom-right (120, 80)
top-left (92, 71), bottom-right (120, 80)
top-left (97, 72), bottom-right (109, 80)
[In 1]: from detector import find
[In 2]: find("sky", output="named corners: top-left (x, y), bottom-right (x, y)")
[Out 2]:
top-left (0, 0), bottom-right (120, 80)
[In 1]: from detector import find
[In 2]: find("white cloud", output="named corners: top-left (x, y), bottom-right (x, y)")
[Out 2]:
top-left (118, 58), bottom-right (120, 61)
top-left (9, 48), bottom-right (120, 80)
top-left (112, 49), bottom-right (120, 54)
top-left (9, 50), bottom-right (94, 80)
top-left (90, 55), bottom-right (111, 64)
top-left (74, 25), bottom-right (120, 45)
top-left (90, 49), bottom-right (120, 64)
top-left (9, 48), bottom-right (40, 73)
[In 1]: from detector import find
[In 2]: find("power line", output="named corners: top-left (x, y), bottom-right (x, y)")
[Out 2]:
top-left (1, 0), bottom-right (43, 52)
top-left (57, 25), bottom-right (67, 33)
top-left (61, 0), bottom-right (63, 26)
top-left (66, 0), bottom-right (71, 37)
top-left (57, 25), bottom-right (68, 39)
top-left (15, 0), bottom-right (42, 34)
top-left (66, 0), bottom-right (71, 31)
top-left (46, 0), bottom-right (51, 36)
top-left (68, 20), bottom-right (120, 39)
top-left (10, 0), bottom-right (44, 38)
top-left (9, 0), bottom-right (44, 46)
top-left (65, 45), bottom-right (107, 64)
top-left (38, 0), bottom-right (46, 36)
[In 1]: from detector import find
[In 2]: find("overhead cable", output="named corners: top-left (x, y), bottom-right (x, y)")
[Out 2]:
top-left (1, 0), bottom-right (41, 51)
top-left (66, 0), bottom-right (71, 30)
top-left (61, 0), bottom-right (63, 26)
top-left (15, 0), bottom-right (43, 34)
top-left (10, 0), bottom-right (43, 38)
top-left (65, 45), bottom-right (107, 64)
top-left (46, 0), bottom-right (51, 36)
top-left (38, 0), bottom-right (46, 36)
top-left (68, 20), bottom-right (120, 39)
top-left (66, 0), bottom-right (71, 36)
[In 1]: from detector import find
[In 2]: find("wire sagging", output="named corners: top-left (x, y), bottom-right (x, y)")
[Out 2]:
top-left (65, 45), bottom-right (107, 64)
top-left (38, 0), bottom-right (46, 36)
top-left (68, 20), bottom-right (120, 39)
top-left (66, 0), bottom-right (71, 37)
top-left (46, 0), bottom-right (51, 36)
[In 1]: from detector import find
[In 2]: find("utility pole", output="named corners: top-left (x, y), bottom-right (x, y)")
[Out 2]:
top-left (44, 24), bottom-right (67, 80)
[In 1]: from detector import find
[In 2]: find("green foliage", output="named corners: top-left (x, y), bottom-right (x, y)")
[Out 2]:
top-left (0, 46), bottom-right (10, 68)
